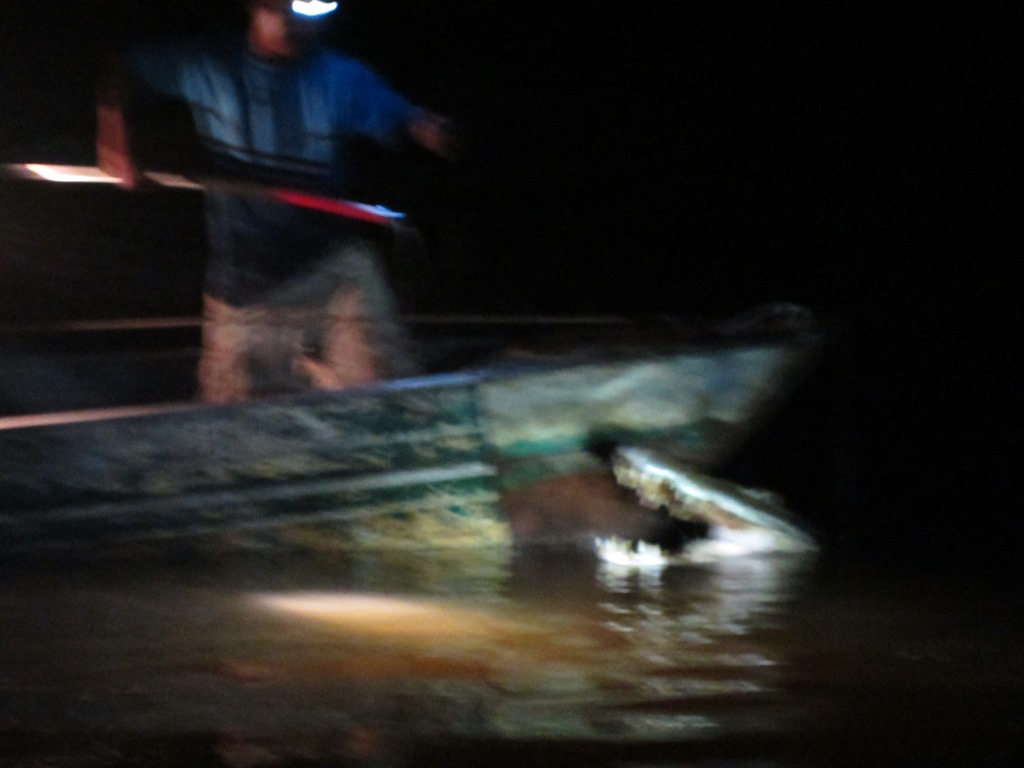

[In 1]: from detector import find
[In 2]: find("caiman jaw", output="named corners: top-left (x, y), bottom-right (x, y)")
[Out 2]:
top-left (609, 446), bottom-right (818, 556)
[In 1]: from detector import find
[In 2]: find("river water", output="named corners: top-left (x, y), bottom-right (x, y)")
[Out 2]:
top-left (1, 545), bottom-right (1020, 767)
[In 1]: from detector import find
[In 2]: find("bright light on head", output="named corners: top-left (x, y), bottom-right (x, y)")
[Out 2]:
top-left (292, 0), bottom-right (338, 17)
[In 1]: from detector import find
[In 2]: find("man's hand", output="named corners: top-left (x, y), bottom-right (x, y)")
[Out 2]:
top-left (408, 112), bottom-right (460, 161)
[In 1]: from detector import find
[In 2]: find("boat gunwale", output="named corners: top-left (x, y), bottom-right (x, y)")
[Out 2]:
top-left (0, 328), bottom-right (823, 433)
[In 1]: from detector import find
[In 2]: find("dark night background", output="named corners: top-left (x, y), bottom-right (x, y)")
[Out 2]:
top-left (0, 2), bottom-right (1018, 572)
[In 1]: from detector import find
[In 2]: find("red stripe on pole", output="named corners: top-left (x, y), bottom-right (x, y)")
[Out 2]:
top-left (271, 188), bottom-right (395, 226)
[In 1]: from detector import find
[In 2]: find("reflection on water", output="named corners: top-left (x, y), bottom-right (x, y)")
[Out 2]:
top-left (0, 548), bottom-right (1020, 766)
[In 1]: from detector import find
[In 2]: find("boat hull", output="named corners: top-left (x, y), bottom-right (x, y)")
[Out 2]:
top-left (0, 330), bottom-right (819, 555)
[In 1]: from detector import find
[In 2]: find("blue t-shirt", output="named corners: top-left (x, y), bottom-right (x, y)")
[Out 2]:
top-left (126, 38), bottom-right (417, 304)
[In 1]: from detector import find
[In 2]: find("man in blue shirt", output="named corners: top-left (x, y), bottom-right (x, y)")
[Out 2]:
top-left (98, 0), bottom-right (454, 401)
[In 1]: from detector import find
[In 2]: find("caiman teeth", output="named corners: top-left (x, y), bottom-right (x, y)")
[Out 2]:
top-left (612, 463), bottom-right (675, 510)
top-left (612, 456), bottom-right (690, 514)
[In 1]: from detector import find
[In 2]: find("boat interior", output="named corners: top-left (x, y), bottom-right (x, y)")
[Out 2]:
top-left (0, 305), bottom-right (817, 423)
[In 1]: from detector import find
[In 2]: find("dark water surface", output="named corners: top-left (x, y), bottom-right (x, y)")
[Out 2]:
top-left (1, 547), bottom-right (1020, 766)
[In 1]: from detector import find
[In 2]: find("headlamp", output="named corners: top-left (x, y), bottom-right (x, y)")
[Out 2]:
top-left (291, 0), bottom-right (338, 17)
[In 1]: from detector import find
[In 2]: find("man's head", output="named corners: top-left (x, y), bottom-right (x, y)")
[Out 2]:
top-left (246, 0), bottom-right (338, 60)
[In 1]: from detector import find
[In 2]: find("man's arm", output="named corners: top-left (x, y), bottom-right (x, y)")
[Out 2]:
top-left (96, 56), bottom-right (146, 189)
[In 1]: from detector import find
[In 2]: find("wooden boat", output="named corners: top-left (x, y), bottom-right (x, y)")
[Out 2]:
top-left (0, 306), bottom-right (821, 556)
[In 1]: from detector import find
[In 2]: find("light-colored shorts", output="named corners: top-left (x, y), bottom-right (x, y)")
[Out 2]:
top-left (198, 241), bottom-right (416, 403)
